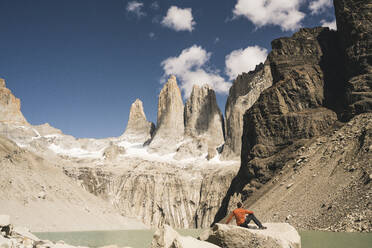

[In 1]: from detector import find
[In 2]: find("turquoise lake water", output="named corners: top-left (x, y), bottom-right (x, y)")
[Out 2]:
top-left (34, 229), bottom-right (372, 248)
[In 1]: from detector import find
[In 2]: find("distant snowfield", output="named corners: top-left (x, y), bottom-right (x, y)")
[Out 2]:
top-left (1, 124), bottom-right (236, 166)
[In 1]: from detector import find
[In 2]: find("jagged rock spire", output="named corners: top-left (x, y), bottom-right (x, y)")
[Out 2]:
top-left (184, 84), bottom-right (224, 146)
top-left (149, 75), bottom-right (184, 154)
top-left (174, 84), bottom-right (225, 160)
top-left (122, 99), bottom-right (154, 143)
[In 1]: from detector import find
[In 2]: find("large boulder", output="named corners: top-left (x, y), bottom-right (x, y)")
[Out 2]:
top-left (121, 99), bottom-right (155, 143)
top-left (199, 223), bottom-right (300, 248)
top-left (149, 76), bottom-right (184, 154)
top-left (0, 236), bottom-right (12, 248)
top-left (151, 224), bottom-right (220, 248)
top-left (12, 226), bottom-right (40, 242)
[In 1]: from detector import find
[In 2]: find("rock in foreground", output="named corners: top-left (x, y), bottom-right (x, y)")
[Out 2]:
top-left (199, 223), bottom-right (300, 248)
top-left (151, 224), bottom-right (220, 248)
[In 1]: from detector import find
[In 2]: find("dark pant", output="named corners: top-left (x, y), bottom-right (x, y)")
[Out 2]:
top-left (239, 213), bottom-right (264, 228)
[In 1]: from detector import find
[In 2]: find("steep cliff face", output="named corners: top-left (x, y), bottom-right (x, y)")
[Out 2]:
top-left (0, 79), bottom-right (28, 125)
top-left (149, 76), bottom-right (184, 154)
top-left (121, 99), bottom-right (155, 143)
top-left (222, 63), bottom-right (273, 160)
top-left (64, 160), bottom-right (239, 228)
top-left (177, 85), bottom-right (224, 160)
top-left (214, 0), bottom-right (372, 232)
top-left (334, 0), bottom-right (372, 118)
top-left (218, 113), bottom-right (372, 232)
top-left (184, 84), bottom-right (224, 146)
top-left (242, 27), bottom-right (341, 161)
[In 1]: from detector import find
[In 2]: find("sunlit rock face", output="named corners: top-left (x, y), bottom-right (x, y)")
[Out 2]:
top-left (221, 63), bottom-right (273, 160)
top-left (184, 84), bottom-right (224, 145)
top-left (121, 99), bottom-right (155, 143)
top-left (0, 78), bottom-right (28, 125)
top-left (64, 160), bottom-right (239, 228)
top-left (177, 84), bottom-right (224, 160)
top-left (149, 75), bottom-right (184, 154)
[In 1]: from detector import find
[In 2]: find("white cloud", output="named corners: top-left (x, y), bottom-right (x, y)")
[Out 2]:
top-left (309, 0), bottom-right (332, 15)
top-left (161, 45), bottom-right (231, 97)
top-left (320, 19), bottom-right (337, 30)
top-left (161, 6), bottom-right (196, 32)
top-left (149, 32), bottom-right (156, 39)
top-left (225, 46), bottom-right (268, 80)
top-left (232, 0), bottom-right (305, 31)
top-left (214, 37), bottom-right (220, 44)
top-left (126, 1), bottom-right (145, 18)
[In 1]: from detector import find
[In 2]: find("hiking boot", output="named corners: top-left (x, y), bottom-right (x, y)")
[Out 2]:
top-left (259, 226), bottom-right (267, 230)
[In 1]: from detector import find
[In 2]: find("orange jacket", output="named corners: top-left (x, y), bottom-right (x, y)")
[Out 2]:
top-left (226, 208), bottom-right (253, 226)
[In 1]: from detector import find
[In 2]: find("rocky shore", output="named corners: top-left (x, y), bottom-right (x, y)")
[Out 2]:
top-left (1, 214), bottom-right (301, 248)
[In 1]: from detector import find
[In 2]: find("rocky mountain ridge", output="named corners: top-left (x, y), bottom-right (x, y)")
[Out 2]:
top-left (0, 77), bottom-right (239, 229)
top-left (0, 79), bottom-right (28, 125)
top-left (214, 0), bottom-right (372, 233)
top-left (0, 0), bottom-right (370, 233)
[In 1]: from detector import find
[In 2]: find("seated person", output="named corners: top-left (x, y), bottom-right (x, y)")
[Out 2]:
top-left (226, 202), bottom-right (267, 229)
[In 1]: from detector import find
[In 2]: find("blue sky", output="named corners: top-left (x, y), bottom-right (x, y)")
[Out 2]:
top-left (0, 0), bottom-right (336, 138)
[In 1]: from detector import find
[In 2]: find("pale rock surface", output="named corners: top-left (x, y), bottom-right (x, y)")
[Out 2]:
top-left (0, 222), bottom-right (89, 248)
top-left (121, 99), bottom-right (154, 143)
top-left (65, 159), bottom-right (239, 228)
top-left (173, 137), bottom-right (207, 160)
top-left (177, 84), bottom-right (224, 159)
top-left (34, 123), bottom-right (63, 136)
top-left (221, 63), bottom-right (273, 160)
top-left (0, 136), bottom-right (147, 232)
top-left (0, 215), bottom-right (10, 227)
top-left (184, 84), bottom-right (224, 149)
top-left (0, 236), bottom-right (12, 248)
top-left (149, 76), bottom-right (184, 154)
top-left (0, 79), bottom-right (28, 125)
top-left (103, 143), bottom-right (126, 161)
top-left (199, 223), bottom-right (301, 248)
top-left (12, 226), bottom-right (40, 241)
top-left (151, 224), bottom-right (220, 248)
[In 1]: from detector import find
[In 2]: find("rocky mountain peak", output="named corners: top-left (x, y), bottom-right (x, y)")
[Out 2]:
top-left (121, 98), bottom-right (154, 143)
top-left (0, 78), bottom-right (5, 88)
top-left (128, 99), bottom-right (149, 127)
top-left (0, 79), bottom-right (28, 125)
top-left (184, 84), bottom-right (224, 145)
top-left (174, 84), bottom-right (224, 160)
top-left (221, 62), bottom-right (273, 160)
top-left (149, 76), bottom-right (184, 154)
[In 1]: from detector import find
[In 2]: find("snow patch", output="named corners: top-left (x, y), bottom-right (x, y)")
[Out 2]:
top-left (48, 144), bottom-right (104, 158)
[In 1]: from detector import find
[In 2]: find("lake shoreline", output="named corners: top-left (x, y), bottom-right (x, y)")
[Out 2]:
top-left (33, 229), bottom-right (372, 248)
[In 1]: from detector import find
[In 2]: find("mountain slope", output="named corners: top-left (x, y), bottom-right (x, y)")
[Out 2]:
top-left (213, 0), bottom-right (372, 232)
top-left (0, 135), bottom-right (147, 232)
